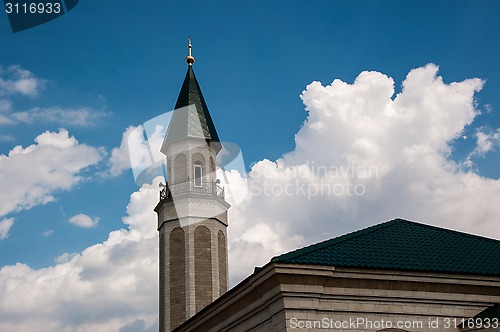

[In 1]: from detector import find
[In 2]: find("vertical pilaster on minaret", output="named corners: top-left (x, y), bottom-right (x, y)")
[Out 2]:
top-left (155, 38), bottom-right (230, 332)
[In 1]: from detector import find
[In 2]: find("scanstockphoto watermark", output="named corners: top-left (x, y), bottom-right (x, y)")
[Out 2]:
top-left (250, 161), bottom-right (379, 180)
top-left (249, 161), bottom-right (379, 199)
top-left (289, 317), bottom-right (500, 330)
top-left (126, 107), bottom-right (379, 202)
top-left (250, 178), bottom-right (367, 199)
top-left (289, 317), bottom-right (423, 330)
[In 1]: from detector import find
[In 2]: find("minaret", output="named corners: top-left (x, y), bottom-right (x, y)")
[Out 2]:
top-left (155, 38), bottom-right (230, 332)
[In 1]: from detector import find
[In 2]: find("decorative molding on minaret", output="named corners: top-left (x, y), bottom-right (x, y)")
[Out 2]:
top-left (156, 38), bottom-right (230, 332)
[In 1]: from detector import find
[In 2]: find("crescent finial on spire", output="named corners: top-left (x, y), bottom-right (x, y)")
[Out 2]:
top-left (186, 36), bottom-right (195, 65)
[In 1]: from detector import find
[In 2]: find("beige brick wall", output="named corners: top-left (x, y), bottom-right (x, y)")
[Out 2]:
top-left (159, 234), bottom-right (166, 332)
top-left (170, 227), bottom-right (186, 329)
top-left (218, 230), bottom-right (228, 295)
top-left (194, 225), bottom-right (213, 312)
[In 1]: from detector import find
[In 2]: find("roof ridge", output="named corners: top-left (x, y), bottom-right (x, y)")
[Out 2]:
top-left (271, 218), bottom-right (500, 276)
top-left (272, 218), bottom-right (408, 263)
top-left (406, 219), bottom-right (500, 244)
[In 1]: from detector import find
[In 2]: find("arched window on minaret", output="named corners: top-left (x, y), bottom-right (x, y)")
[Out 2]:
top-left (194, 161), bottom-right (203, 187)
top-left (192, 153), bottom-right (205, 187)
top-left (173, 154), bottom-right (187, 184)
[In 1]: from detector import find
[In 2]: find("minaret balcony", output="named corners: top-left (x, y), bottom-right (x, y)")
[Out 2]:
top-left (159, 178), bottom-right (225, 202)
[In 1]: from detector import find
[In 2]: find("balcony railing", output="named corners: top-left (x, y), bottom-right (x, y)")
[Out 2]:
top-left (159, 178), bottom-right (225, 202)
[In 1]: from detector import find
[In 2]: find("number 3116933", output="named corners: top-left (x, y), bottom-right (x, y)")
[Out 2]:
top-left (5, 2), bottom-right (61, 14)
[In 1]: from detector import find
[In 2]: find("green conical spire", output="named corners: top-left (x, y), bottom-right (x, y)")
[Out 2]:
top-left (164, 38), bottom-right (221, 153)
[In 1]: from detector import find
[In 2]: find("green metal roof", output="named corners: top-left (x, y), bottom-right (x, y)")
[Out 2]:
top-left (272, 218), bottom-right (500, 276)
top-left (165, 65), bottom-right (221, 152)
top-left (473, 304), bottom-right (500, 320)
top-left (458, 304), bottom-right (500, 329)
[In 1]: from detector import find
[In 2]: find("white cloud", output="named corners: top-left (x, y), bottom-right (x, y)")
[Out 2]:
top-left (0, 100), bottom-right (14, 125)
top-left (0, 65), bottom-right (107, 127)
top-left (107, 124), bottom-right (166, 180)
top-left (0, 218), bottom-right (14, 240)
top-left (69, 214), bottom-right (100, 228)
top-left (0, 180), bottom-right (161, 332)
top-left (0, 65), bottom-right (45, 97)
top-left (0, 115), bottom-right (13, 125)
top-left (472, 128), bottom-right (500, 156)
top-left (226, 64), bottom-right (500, 284)
top-left (8, 107), bottom-right (109, 126)
top-left (0, 99), bottom-right (12, 112)
top-left (0, 134), bottom-right (15, 142)
top-left (1, 64), bottom-right (500, 331)
top-left (0, 129), bottom-right (104, 217)
top-left (41, 229), bottom-right (54, 237)
top-left (54, 252), bottom-right (77, 264)
top-left (107, 126), bottom-right (137, 177)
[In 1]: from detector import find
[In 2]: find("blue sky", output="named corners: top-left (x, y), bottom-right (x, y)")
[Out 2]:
top-left (1, 1), bottom-right (500, 331)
